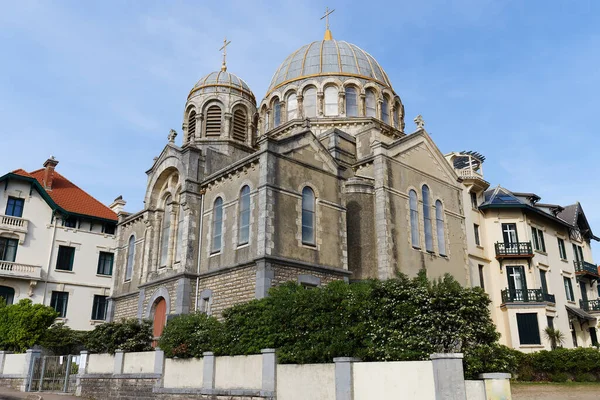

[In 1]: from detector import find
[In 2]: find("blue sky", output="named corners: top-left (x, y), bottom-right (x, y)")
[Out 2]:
top-left (1, 1), bottom-right (599, 253)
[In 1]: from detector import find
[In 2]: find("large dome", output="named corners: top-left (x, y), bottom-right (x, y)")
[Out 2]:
top-left (267, 40), bottom-right (392, 95)
top-left (189, 70), bottom-right (255, 102)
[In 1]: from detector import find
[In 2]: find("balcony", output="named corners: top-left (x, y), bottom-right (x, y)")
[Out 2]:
top-left (574, 260), bottom-right (600, 281)
top-left (0, 261), bottom-right (42, 280)
top-left (580, 300), bottom-right (600, 312)
top-left (501, 289), bottom-right (556, 304)
top-left (495, 242), bottom-right (534, 259)
top-left (0, 215), bottom-right (29, 243)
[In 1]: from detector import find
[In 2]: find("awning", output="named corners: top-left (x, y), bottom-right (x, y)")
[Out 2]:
top-left (566, 305), bottom-right (596, 322)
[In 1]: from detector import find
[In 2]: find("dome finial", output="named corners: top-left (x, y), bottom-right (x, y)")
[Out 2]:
top-left (219, 37), bottom-right (232, 72)
top-left (320, 7), bottom-right (335, 40)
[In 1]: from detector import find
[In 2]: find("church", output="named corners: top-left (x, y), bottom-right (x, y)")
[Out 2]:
top-left (108, 21), bottom-right (469, 338)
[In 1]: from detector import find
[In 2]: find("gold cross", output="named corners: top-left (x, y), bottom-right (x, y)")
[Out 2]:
top-left (219, 37), bottom-right (232, 72)
top-left (320, 7), bottom-right (335, 31)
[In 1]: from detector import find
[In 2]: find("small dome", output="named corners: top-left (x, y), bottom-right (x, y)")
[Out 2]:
top-left (267, 40), bottom-right (392, 95)
top-left (189, 71), bottom-right (255, 102)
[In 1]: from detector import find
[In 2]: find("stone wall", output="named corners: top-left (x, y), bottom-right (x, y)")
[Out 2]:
top-left (113, 292), bottom-right (139, 320)
top-left (195, 265), bottom-right (257, 317)
top-left (271, 264), bottom-right (346, 287)
top-left (79, 376), bottom-right (158, 400)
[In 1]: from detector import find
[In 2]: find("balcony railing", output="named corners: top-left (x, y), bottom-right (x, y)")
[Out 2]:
top-left (574, 260), bottom-right (599, 277)
top-left (495, 242), bottom-right (534, 258)
top-left (457, 168), bottom-right (484, 179)
top-left (580, 300), bottom-right (600, 312)
top-left (0, 215), bottom-right (28, 231)
top-left (501, 288), bottom-right (555, 304)
top-left (0, 261), bottom-right (42, 280)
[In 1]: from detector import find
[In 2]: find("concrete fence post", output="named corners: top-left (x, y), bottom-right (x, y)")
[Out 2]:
top-left (478, 373), bottom-right (512, 400)
top-left (154, 348), bottom-right (165, 389)
top-left (75, 351), bottom-right (89, 397)
top-left (202, 352), bottom-right (215, 390)
top-left (0, 351), bottom-right (13, 375)
top-left (334, 357), bottom-right (360, 400)
top-left (261, 348), bottom-right (277, 395)
top-left (113, 349), bottom-right (125, 375)
top-left (430, 353), bottom-right (467, 400)
top-left (23, 349), bottom-right (41, 392)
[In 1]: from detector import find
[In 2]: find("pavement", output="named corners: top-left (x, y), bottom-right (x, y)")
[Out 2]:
top-left (0, 387), bottom-right (79, 400)
top-left (512, 383), bottom-right (600, 400)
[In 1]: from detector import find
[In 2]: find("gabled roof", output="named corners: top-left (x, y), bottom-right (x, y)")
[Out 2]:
top-left (480, 186), bottom-right (597, 240)
top-left (1, 168), bottom-right (117, 223)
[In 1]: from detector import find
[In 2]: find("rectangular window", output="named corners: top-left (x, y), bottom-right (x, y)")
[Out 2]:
top-left (470, 191), bottom-right (478, 209)
top-left (97, 252), bottom-right (114, 276)
top-left (516, 313), bottom-right (541, 345)
top-left (564, 277), bottom-right (575, 302)
top-left (474, 224), bottom-right (481, 246)
top-left (590, 328), bottom-right (599, 346)
top-left (50, 291), bottom-right (69, 318)
top-left (547, 316), bottom-right (554, 329)
top-left (540, 269), bottom-right (548, 294)
top-left (531, 227), bottom-right (546, 252)
top-left (103, 224), bottom-right (116, 235)
top-left (502, 223), bottom-right (518, 244)
top-left (56, 246), bottom-right (75, 271)
top-left (573, 244), bottom-right (584, 263)
top-left (5, 197), bottom-right (24, 217)
top-left (478, 264), bottom-right (485, 290)
top-left (0, 238), bottom-right (18, 262)
top-left (557, 238), bottom-right (567, 260)
top-left (91, 295), bottom-right (108, 321)
top-left (63, 217), bottom-right (77, 228)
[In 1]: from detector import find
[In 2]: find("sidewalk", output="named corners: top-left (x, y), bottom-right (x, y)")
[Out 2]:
top-left (0, 387), bottom-right (79, 400)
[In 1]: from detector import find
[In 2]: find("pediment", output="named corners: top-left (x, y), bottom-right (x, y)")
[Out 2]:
top-left (275, 131), bottom-right (338, 174)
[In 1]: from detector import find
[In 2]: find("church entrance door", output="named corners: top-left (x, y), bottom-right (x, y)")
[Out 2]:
top-left (152, 297), bottom-right (167, 347)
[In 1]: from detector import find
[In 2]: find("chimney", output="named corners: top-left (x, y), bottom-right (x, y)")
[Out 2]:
top-left (110, 195), bottom-right (127, 215)
top-left (42, 156), bottom-right (59, 190)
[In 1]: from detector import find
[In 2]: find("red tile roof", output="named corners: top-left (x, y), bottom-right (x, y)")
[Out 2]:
top-left (16, 168), bottom-right (117, 222)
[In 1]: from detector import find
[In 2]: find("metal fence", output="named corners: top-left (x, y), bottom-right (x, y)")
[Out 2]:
top-left (28, 355), bottom-right (78, 393)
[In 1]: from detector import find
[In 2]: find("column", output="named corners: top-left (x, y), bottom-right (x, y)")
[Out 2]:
top-left (202, 352), bottom-right (216, 391)
top-left (430, 353), bottom-right (467, 400)
top-left (195, 113), bottom-right (204, 141)
top-left (334, 357), bottom-right (360, 400)
top-left (359, 93), bottom-right (366, 117)
top-left (261, 348), bottom-right (277, 395)
top-left (339, 92), bottom-right (346, 116)
top-left (224, 112), bottom-right (233, 138)
top-left (114, 349), bottom-right (125, 375)
top-left (297, 94), bottom-right (304, 119)
top-left (317, 91), bottom-right (324, 117)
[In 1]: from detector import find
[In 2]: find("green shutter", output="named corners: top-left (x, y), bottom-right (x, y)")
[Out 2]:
top-left (517, 313), bottom-right (541, 345)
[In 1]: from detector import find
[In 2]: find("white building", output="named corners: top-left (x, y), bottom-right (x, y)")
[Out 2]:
top-left (0, 157), bottom-right (119, 330)
top-left (447, 151), bottom-right (600, 352)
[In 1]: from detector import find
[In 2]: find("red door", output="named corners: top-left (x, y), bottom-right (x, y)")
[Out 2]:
top-left (152, 298), bottom-right (166, 347)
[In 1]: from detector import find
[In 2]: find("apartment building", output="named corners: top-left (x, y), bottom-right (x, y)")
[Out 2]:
top-left (447, 151), bottom-right (600, 352)
top-left (0, 157), bottom-right (119, 330)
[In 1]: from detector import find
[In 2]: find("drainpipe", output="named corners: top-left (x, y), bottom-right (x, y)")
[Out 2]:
top-left (194, 193), bottom-right (205, 311)
top-left (42, 210), bottom-right (58, 304)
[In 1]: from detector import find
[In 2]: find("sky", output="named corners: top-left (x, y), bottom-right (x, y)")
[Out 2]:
top-left (1, 0), bottom-right (600, 253)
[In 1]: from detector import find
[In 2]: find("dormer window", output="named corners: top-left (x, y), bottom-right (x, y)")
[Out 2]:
top-left (63, 217), bottom-right (77, 228)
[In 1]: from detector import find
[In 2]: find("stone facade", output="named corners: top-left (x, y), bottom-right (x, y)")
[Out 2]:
top-left (110, 32), bottom-right (470, 334)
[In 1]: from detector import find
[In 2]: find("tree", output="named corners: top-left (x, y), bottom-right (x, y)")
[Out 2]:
top-left (0, 299), bottom-right (58, 352)
top-left (85, 319), bottom-right (153, 354)
top-left (544, 327), bottom-right (565, 350)
top-left (158, 313), bottom-right (222, 358)
top-left (39, 323), bottom-right (86, 355)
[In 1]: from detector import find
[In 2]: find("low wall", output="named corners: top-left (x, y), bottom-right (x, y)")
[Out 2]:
top-left (163, 358), bottom-right (203, 389)
top-left (3, 354), bottom-right (27, 375)
top-left (465, 380), bottom-right (486, 400)
top-left (87, 353), bottom-right (114, 374)
top-left (277, 363), bottom-right (336, 400)
top-left (214, 355), bottom-right (262, 390)
top-left (123, 351), bottom-right (156, 374)
top-left (353, 360), bottom-right (436, 400)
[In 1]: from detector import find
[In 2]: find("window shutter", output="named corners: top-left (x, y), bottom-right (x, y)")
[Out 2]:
top-left (187, 111), bottom-right (196, 141)
top-left (232, 109), bottom-right (247, 141)
top-left (205, 106), bottom-right (222, 136)
top-left (517, 313), bottom-right (541, 345)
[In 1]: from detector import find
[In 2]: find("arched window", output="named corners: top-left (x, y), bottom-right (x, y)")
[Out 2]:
top-left (345, 86), bottom-right (358, 117)
top-left (205, 105), bottom-right (221, 136)
top-left (287, 93), bottom-right (298, 121)
top-left (409, 190), bottom-right (419, 248)
top-left (422, 185), bottom-right (433, 252)
top-left (436, 200), bottom-right (446, 256)
top-left (175, 202), bottom-right (184, 262)
top-left (273, 100), bottom-right (281, 127)
top-left (324, 86), bottom-right (338, 116)
top-left (303, 87), bottom-right (317, 117)
top-left (301, 187), bottom-right (315, 245)
top-left (232, 109), bottom-right (247, 141)
top-left (160, 196), bottom-right (172, 266)
top-left (212, 197), bottom-right (223, 253)
top-left (125, 235), bottom-right (135, 281)
top-left (187, 110), bottom-right (196, 142)
top-left (366, 89), bottom-right (376, 117)
top-left (0, 286), bottom-right (15, 305)
top-left (239, 186), bottom-right (251, 245)
top-left (382, 96), bottom-right (390, 124)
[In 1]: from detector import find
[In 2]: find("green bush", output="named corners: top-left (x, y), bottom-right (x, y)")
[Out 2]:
top-left (463, 344), bottom-right (519, 379)
top-left (574, 372), bottom-right (597, 382)
top-left (0, 299), bottom-right (58, 352)
top-left (550, 372), bottom-right (570, 382)
top-left (85, 319), bottom-right (153, 354)
top-left (158, 313), bottom-right (222, 358)
top-left (39, 323), bottom-right (86, 355)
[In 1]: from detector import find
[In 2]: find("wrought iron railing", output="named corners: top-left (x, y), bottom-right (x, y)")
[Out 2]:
top-left (580, 300), bottom-right (600, 312)
top-left (495, 242), bottom-right (533, 257)
top-left (501, 288), bottom-right (555, 304)
top-left (574, 260), bottom-right (599, 276)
